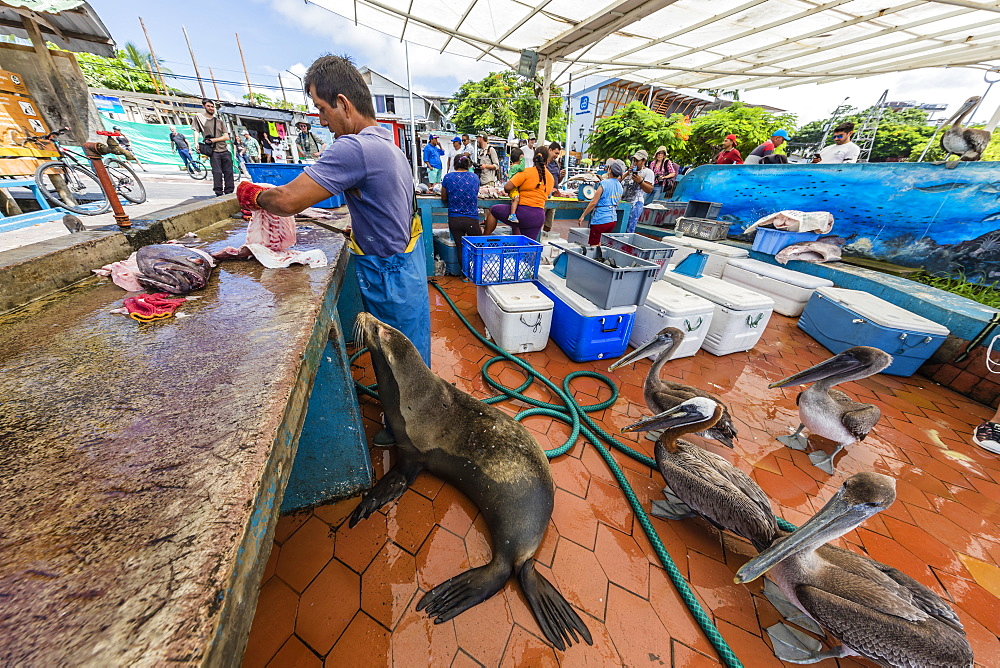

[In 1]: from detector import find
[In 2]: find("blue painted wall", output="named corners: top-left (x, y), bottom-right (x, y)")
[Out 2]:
top-left (673, 162), bottom-right (1000, 281)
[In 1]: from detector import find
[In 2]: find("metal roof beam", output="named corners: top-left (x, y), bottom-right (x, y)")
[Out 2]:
top-left (692, 10), bottom-right (996, 87)
top-left (708, 15), bottom-right (1000, 90)
top-left (923, 0), bottom-right (1000, 12)
top-left (536, 0), bottom-right (680, 60)
top-left (437, 0), bottom-right (479, 53)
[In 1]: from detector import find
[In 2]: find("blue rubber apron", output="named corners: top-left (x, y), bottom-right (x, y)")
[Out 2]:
top-left (350, 216), bottom-right (432, 367)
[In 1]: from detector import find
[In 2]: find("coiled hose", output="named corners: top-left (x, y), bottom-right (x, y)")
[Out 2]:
top-left (349, 280), bottom-right (797, 668)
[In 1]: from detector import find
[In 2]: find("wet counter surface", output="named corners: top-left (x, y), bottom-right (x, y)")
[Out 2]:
top-left (0, 220), bottom-right (348, 665)
top-left (245, 276), bottom-right (1000, 668)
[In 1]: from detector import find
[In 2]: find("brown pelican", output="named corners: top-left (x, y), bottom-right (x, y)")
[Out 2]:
top-left (622, 396), bottom-right (777, 550)
top-left (736, 472), bottom-right (974, 667)
top-left (770, 346), bottom-right (892, 474)
top-left (609, 327), bottom-right (738, 447)
top-left (941, 96), bottom-right (991, 163)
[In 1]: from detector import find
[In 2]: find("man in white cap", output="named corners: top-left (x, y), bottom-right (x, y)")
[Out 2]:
top-left (444, 136), bottom-right (463, 174)
top-left (621, 149), bottom-right (654, 233)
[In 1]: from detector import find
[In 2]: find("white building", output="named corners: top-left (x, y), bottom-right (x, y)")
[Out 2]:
top-left (358, 67), bottom-right (450, 131)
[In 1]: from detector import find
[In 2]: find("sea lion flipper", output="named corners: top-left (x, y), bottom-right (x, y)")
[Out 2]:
top-left (518, 559), bottom-right (593, 651)
top-left (348, 456), bottom-right (423, 528)
top-left (416, 562), bottom-right (509, 623)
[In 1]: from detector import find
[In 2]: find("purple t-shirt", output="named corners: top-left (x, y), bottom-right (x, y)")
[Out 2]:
top-left (304, 125), bottom-right (412, 257)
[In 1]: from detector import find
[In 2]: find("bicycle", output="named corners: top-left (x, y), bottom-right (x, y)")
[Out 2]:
top-left (185, 153), bottom-right (208, 180)
top-left (24, 128), bottom-right (147, 215)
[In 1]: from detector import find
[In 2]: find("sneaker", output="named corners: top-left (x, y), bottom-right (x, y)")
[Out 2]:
top-left (509, 213), bottom-right (519, 223)
top-left (972, 421), bottom-right (1000, 454)
top-left (372, 428), bottom-right (396, 447)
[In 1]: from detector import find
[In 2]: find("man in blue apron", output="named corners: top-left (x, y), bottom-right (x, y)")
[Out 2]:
top-left (237, 55), bottom-right (431, 443)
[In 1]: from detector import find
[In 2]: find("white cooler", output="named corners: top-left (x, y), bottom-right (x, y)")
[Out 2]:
top-left (477, 283), bottom-right (554, 354)
top-left (661, 270), bottom-right (775, 356)
top-left (722, 258), bottom-right (834, 317)
top-left (630, 281), bottom-right (716, 360)
top-left (663, 236), bottom-right (749, 278)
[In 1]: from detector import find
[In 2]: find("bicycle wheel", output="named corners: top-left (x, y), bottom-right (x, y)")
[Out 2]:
top-left (105, 158), bottom-right (146, 204)
top-left (34, 161), bottom-right (110, 215)
top-left (189, 158), bottom-right (208, 180)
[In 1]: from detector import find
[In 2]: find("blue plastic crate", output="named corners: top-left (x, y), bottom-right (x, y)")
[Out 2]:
top-left (751, 227), bottom-right (821, 255)
top-left (462, 235), bottom-right (542, 285)
top-left (245, 163), bottom-right (345, 208)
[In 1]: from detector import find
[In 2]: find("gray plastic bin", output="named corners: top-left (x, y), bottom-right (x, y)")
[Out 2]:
top-left (565, 246), bottom-right (659, 309)
top-left (600, 233), bottom-right (677, 279)
top-left (685, 200), bottom-right (722, 220)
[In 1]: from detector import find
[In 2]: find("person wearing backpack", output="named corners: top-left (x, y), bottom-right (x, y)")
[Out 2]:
top-left (192, 98), bottom-right (234, 196)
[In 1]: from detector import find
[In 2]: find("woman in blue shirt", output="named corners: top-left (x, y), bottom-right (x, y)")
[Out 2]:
top-left (440, 155), bottom-right (482, 245)
top-left (577, 159), bottom-right (625, 244)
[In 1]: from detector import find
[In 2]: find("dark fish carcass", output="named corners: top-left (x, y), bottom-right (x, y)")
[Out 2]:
top-left (135, 244), bottom-right (215, 294)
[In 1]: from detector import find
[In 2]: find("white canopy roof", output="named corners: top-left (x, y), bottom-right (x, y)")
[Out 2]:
top-left (309, 0), bottom-right (1000, 90)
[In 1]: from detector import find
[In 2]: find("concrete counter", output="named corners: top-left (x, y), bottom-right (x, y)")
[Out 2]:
top-left (0, 218), bottom-right (368, 665)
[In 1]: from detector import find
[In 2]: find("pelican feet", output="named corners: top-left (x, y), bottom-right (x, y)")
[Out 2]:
top-left (765, 622), bottom-right (851, 664)
top-left (807, 444), bottom-right (845, 475)
top-left (650, 487), bottom-right (695, 520)
top-left (778, 425), bottom-right (809, 451)
top-left (762, 579), bottom-right (823, 635)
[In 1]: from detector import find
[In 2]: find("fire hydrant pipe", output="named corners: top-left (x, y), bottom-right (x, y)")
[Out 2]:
top-left (83, 142), bottom-right (130, 227)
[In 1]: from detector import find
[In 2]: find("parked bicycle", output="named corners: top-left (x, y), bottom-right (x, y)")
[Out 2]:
top-left (23, 128), bottom-right (147, 215)
top-left (186, 153), bottom-right (209, 180)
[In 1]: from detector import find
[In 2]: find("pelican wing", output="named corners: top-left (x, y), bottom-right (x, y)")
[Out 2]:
top-left (656, 442), bottom-right (777, 547)
top-left (876, 562), bottom-right (965, 633)
top-left (795, 584), bottom-right (973, 668)
top-left (828, 389), bottom-right (881, 441)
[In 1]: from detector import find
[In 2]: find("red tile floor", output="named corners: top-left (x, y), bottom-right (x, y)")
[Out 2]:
top-left (244, 276), bottom-right (1000, 667)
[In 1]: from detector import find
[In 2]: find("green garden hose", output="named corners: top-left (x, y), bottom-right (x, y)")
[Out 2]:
top-left (350, 280), bottom-right (797, 668)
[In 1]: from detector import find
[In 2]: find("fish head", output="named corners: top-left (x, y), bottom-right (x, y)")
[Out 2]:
top-left (608, 327), bottom-right (683, 371)
top-left (735, 472), bottom-right (896, 584)
top-left (135, 244), bottom-right (215, 294)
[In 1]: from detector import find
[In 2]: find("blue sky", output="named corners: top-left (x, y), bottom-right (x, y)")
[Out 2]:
top-left (91, 0), bottom-right (998, 125)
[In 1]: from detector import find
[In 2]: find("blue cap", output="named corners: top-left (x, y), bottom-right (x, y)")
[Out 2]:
top-left (772, 129), bottom-right (790, 139)
top-left (452, 136), bottom-right (462, 143)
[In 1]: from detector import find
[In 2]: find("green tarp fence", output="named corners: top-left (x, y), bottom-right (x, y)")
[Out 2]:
top-left (98, 114), bottom-right (195, 168)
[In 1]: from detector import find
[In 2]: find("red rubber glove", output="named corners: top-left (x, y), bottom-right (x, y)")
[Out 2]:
top-left (237, 181), bottom-right (268, 211)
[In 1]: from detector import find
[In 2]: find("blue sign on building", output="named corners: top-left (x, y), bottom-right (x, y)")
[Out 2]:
top-left (579, 95), bottom-right (589, 111)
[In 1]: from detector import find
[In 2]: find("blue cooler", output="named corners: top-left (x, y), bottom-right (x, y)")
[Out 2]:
top-left (536, 268), bottom-right (635, 362)
top-left (245, 163), bottom-right (345, 208)
top-left (432, 231), bottom-right (462, 275)
top-left (798, 287), bottom-right (949, 377)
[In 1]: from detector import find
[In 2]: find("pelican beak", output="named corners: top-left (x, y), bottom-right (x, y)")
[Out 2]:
top-left (734, 486), bottom-right (862, 584)
top-left (621, 402), bottom-right (707, 433)
top-left (768, 351), bottom-right (864, 389)
top-left (608, 334), bottom-right (671, 372)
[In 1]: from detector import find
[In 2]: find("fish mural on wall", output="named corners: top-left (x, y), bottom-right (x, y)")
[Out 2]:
top-left (672, 162), bottom-right (1000, 281)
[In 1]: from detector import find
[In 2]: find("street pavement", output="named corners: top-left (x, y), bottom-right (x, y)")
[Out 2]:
top-left (0, 164), bottom-right (242, 253)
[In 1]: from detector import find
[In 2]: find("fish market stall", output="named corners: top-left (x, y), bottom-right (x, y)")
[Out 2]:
top-left (0, 216), bottom-right (367, 665)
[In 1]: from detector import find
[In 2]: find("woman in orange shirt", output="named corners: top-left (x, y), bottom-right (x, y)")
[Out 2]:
top-left (484, 146), bottom-right (552, 241)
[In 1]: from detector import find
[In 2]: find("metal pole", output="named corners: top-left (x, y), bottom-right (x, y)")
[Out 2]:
top-left (986, 102), bottom-right (1000, 133)
top-left (564, 72), bottom-right (572, 177)
top-left (278, 73), bottom-right (288, 105)
top-left (917, 120), bottom-right (945, 162)
top-left (209, 67), bottom-right (221, 100)
top-left (537, 59), bottom-right (553, 144)
top-left (182, 26), bottom-right (206, 98)
top-left (84, 142), bottom-right (129, 227)
top-left (235, 33), bottom-right (254, 104)
top-left (405, 40), bottom-right (418, 182)
top-left (139, 17), bottom-right (170, 96)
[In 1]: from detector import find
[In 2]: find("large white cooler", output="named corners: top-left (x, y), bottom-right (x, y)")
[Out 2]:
top-left (661, 270), bottom-right (775, 355)
top-left (630, 281), bottom-right (716, 360)
top-left (663, 236), bottom-right (749, 278)
top-left (477, 283), bottom-right (553, 354)
top-left (722, 258), bottom-right (834, 317)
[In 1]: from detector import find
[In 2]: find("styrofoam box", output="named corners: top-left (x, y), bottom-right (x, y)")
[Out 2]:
top-left (630, 282), bottom-right (716, 360)
top-left (798, 287), bottom-right (949, 377)
top-left (536, 268), bottom-right (636, 362)
top-left (722, 258), bottom-right (834, 317)
top-left (661, 270), bottom-right (775, 356)
top-left (568, 227), bottom-right (590, 245)
top-left (664, 236), bottom-right (749, 278)
top-left (477, 283), bottom-right (553, 354)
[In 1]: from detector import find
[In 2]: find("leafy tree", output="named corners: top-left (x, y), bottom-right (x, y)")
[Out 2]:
top-left (585, 101), bottom-right (689, 161)
top-left (242, 92), bottom-right (306, 112)
top-left (981, 130), bottom-right (1000, 161)
top-left (793, 106), bottom-right (941, 161)
top-left (75, 51), bottom-right (163, 93)
top-left (450, 70), bottom-right (565, 139)
top-left (675, 102), bottom-right (796, 165)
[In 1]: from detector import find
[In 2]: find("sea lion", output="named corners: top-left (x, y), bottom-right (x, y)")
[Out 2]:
top-left (350, 313), bottom-right (592, 650)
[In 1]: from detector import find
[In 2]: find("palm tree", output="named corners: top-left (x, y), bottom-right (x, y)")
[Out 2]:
top-left (118, 42), bottom-right (171, 74)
